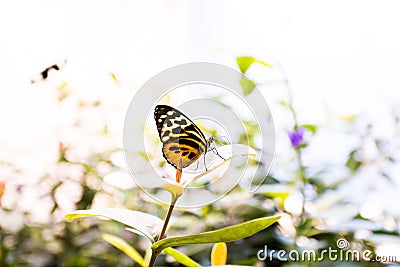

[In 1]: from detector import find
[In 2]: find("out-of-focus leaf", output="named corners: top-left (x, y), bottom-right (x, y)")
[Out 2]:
top-left (58, 81), bottom-right (68, 90)
top-left (257, 184), bottom-right (293, 195)
top-left (164, 247), bottom-right (201, 267)
top-left (300, 124), bottom-right (318, 134)
top-left (75, 185), bottom-right (96, 210)
top-left (237, 56), bottom-right (255, 73)
top-left (65, 208), bottom-right (163, 242)
top-left (236, 56), bottom-right (271, 74)
top-left (255, 59), bottom-right (272, 68)
top-left (126, 227), bottom-right (149, 238)
top-left (102, 233), bottom-right (146, 267)
top-left (110, 72), bottom-right (118, 82)
top-left (257, 184), bottom-right (294, 206)
top-left (138, 150), bottom-right (153, 160)
top-left (211, 242), bottom-right (227, 266)
top-left (57, 83), bottom-right (70, 102)
top-left (278, 100), bottom-right (289, 107)
top-left (152, 215), bottom-right (280, 252)
top-left (102, 125), bottom-right (109, 135)
top-left (240, 77), bottom-right (256, 96)
top-left (265, 191), bottom-right (291, 202)
top-left (340, 114), bottom-right (357, 121)
top-left (346, 150), bottom-right (362, 172)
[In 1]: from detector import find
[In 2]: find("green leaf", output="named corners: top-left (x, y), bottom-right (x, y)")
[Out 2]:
top-left (340, 114), bottom-right (357, 121)
top-left (65, 208), bottom-right (163, 242)
top-left (138, 150), bottom-right (153, 160)
top-left (278, 100), bottom-right (288, 107)
top-left (58, 81), bottom-right (68, 90)
top-left (236, 56), bottom-right (272, 74)
top-left (346, 150), bottom-right (362, 172)
top-left (237, 56), bottom-right (256, 73)
top-left (254, 58), bottom-right (272, 68)
top-left (102, 233), bottom-right (146, 267)
top-left (255, 184), bottom-right (294, 206)
top-left (240, 77), bottom-right (256, 96)
top-left (110, 72), bottom-right (118, 82)
top-left (300, 124), bottom-right (318, 134)
top-left (164, 248), bottom-right (201, 267)
top-left (152, 215), bottom-right (280, 252)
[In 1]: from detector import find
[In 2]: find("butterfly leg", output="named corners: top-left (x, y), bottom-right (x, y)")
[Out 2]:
top-left (194, 160), bottom-right (200, 171)
top-left (212, 147), bottom-right (225, 160)
top-left (204, 154), bottom-right (208, 172)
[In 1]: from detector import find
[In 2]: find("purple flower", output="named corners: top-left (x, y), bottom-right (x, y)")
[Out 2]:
top-left (288, 127), bottom-right (305, 148)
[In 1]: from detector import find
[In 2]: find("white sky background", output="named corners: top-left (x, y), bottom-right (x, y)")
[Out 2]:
top-left (1, 1), bottom-right (400, 222)
top-left (1, 0), bottom-right (400, 255)
top-left (2, 0), bottom-right (400, 137)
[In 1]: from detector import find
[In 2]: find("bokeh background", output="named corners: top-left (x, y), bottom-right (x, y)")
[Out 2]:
top-left (1, 1), bottom-right (400, 266)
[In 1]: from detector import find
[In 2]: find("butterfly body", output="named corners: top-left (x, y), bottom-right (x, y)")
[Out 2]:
top-left (154, 105), bottom-right (214, 169)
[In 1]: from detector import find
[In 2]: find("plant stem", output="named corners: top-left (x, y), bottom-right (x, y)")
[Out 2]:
top-left (158, 164), bottom-right (182, 241)
top-left (158, 200), bottom-right (176, 242)
top-left (148, 251), bottom-right (157, 267)
top-left (0, 233), bottom-right (7, 267)
top-left (279, 64), bottom-right (308, 247)
top-left (149, 164), bottom-right (182, 267)
top-left (148, 199), bottom-right (177, 267)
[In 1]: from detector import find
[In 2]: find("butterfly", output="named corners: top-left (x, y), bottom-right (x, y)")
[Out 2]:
top-left (31, 59), bottom-right (67, 83)
top-left (154, 105), bottom-right (223, 170)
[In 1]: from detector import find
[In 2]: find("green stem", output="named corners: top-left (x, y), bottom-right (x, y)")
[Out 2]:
top-left (295, 148), bottom-right (306, 217)
top-left (0, 233), bottom-right (7, 267)
top-left (149, 165), bottom-right (182, 267)
top-left (148, 198), bottom-right (176, 267)
top-left (158, 200), bottom-right (176, 242)
top-left (280, 65), bottom-right (308, 246)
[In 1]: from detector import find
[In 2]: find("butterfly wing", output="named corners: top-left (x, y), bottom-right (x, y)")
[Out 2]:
top-left (154, 105), bottom-right (208, 168)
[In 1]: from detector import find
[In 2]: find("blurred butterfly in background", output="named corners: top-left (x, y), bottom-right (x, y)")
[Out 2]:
top-left (31, 59), bottom-right (67, 83)
top-left (154, 105), bottom-right (223, 170)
